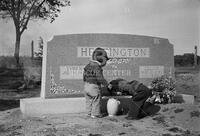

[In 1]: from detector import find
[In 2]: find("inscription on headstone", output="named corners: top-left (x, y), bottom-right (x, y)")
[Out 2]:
top-left (60, 65), bottom-right (84, 80)
top-left (77, 47), bottom-right (149, 58)
top-left (41, 34), bottom-right (174, 98)
top-left (139, 66), bottom-right (164, 78)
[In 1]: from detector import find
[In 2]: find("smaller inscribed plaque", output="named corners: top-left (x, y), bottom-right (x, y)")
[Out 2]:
top-left (139, 66), bottom-right (164, 78)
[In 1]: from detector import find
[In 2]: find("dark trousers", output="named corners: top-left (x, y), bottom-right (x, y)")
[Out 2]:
top-left (128, 84), bottom-right (152, 118)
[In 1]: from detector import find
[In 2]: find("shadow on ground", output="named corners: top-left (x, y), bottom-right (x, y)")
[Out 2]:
top-left (0, 100), bottom-right (19, 111)
top-left (138, 104), bottom-right (161, 118)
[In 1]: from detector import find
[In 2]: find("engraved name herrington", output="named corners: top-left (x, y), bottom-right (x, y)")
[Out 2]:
top-left (77, 47), bottom-right (150, 58)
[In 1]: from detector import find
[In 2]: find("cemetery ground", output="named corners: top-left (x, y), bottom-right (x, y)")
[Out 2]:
top-left (0, 67), bottom-right (200, 136)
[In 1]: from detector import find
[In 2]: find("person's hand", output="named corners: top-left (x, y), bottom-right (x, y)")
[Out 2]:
top-left (116, 91), bottom-right (122, 95)
top-left (146, 94), bottom-right (156, 104)
top-left (107, 83), bottom-right (112, 90)
top-left (147, 85), bottom-right (153, 89)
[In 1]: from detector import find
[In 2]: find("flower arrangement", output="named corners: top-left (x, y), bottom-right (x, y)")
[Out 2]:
top-left (150, 75), bottom-right (176, 104)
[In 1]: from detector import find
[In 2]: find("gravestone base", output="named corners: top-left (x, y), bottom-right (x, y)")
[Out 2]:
top-left (20, 96), bottom-right (133, 116)
top-left (20, 97), bottom-right (86, 116)
top-left (20, 94), bottom-right (194, 116)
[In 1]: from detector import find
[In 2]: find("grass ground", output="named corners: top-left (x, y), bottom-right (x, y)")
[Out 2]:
top-left (175, 66), bottom-right (199, 97)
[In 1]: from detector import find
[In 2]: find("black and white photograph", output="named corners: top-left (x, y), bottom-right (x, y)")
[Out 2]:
top-left (0, 0), bottom-right (200, 136)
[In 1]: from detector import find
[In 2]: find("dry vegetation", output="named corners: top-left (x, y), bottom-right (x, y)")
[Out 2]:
top-left (175, 66), bottom-right (200, 97)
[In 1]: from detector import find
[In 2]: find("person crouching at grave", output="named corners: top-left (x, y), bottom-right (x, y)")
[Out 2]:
top-left (108, 78), bottom-right (154, 120)
top-left (83, 48), bottom-right (109, 118)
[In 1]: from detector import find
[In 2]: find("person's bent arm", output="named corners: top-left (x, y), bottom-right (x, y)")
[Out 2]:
top-left (96, 67), bottom-right (108, 87)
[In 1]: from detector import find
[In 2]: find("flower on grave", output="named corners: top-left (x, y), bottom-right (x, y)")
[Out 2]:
top-left (149, 75), bottom-right (176, 104)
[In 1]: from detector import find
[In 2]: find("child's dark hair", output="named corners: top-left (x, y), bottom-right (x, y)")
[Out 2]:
top-left (92, 48), bottom-right (109, 63)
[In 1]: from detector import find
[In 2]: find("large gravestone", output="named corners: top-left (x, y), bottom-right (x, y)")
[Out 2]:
top-left (20, 33), bottom-right (174, 115)
top-left (42, 33), bottom-right (174, 98)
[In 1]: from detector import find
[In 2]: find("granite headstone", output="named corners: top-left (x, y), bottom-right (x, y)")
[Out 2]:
top-left (41, 33), bottom-right (174, 98)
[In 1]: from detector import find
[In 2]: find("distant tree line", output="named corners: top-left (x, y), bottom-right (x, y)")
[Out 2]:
top-left (174, 53), bottom-right (200, 67)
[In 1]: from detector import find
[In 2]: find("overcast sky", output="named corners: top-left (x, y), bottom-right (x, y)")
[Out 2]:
top-left (0, 0), bottom-right (199, 56)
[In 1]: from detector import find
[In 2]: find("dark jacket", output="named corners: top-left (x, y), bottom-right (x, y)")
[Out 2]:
top-left (83, 60), bottom-right (108, 86)
top-left (109, 78), bottom-right (141, 96)
top-left (109, 78), bottom-right (152, 101)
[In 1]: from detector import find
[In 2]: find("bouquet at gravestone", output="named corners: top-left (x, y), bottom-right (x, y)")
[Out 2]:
top-left (148, 75), bottom-right (176, 104)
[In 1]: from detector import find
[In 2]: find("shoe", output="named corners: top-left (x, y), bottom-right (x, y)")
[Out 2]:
top-left (125, 116), bottom-right (137, 120)
top-left (91, 115), bottom-right (103, 118)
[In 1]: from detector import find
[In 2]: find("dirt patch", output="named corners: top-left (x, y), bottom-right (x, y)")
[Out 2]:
top-left (152, 115), bottom-right (169, 127)
top-left (190, 111), bottom-right (200, 118)
top-left (174, 108), bottom-right (184, 113)
top-left (0, 103), bottom-right (199, 136)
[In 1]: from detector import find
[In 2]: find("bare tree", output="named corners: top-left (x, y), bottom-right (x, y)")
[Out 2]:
top-left (0, 0), bottom-right (70, 65)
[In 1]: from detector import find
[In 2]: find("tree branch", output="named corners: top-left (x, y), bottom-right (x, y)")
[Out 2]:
top-left (16, 0), bottom-right (21, 20)
top-left (30, 0), bottom-right (46, 16)
top-left (11, 0), bottom-right (16, 19)
top-left (0, 0), bottom-right (15, 19)
top-left (20, 0), bottom-right (31, 13)
top-left (20, 0), bottom-right (39, 34)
